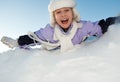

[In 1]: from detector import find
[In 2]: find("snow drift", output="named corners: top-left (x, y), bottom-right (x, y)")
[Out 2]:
top-left (0, 24), bottom-right (120, 82)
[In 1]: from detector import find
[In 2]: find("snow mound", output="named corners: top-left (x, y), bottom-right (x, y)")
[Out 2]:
top-left (0, 24), bottom-right (120, 82)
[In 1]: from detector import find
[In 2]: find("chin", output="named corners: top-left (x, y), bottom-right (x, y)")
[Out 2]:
top-left (62, 26), bottom-right (69, 29)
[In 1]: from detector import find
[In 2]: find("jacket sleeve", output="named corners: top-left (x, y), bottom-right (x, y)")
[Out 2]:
top-left (81, 20), bottom-right (103, 38)
top-left (34, 24), bottom-right (55, 43)
top-left (98, 16), bottom-right (120, 34)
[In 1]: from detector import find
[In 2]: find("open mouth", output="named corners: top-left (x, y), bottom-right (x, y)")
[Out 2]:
top-left (61, 18), bottom-right (69, 24)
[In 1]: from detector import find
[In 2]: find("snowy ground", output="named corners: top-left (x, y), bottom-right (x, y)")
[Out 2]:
top-left (0, 24), bottom-right (120, 82)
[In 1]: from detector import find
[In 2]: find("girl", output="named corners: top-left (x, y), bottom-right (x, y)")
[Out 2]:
top-left (1, 0), bottom-right (120, 52)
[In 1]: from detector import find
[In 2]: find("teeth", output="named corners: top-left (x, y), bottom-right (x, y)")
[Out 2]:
top-left (61, 19), bottom-right (68, 22)
top-left (62, 18), bottom-right (68, 21)
top-left (62, 20), bottom-right (67, 21)
top-left (63, 19), bottom-right (67, 20)
top-left (62, 20), bottom-right (67, 22)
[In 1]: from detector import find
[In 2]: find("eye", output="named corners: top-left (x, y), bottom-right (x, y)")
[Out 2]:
top-left (64, 9), bottom-right (69, 12)
top-left (55, 11), bottom-right (61, 14)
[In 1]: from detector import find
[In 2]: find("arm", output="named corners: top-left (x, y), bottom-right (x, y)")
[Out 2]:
top-left (0, 35), bottom-right (36, 48)
top-left (98, 16), bottom-right (120, 34)
top-left (18, 24), bottom-right (55, 46)
top-left (1, 24), bottom-right (54, 48)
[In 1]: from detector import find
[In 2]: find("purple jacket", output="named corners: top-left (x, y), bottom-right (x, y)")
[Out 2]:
top-left (34, 20), bottom-right (103, 46)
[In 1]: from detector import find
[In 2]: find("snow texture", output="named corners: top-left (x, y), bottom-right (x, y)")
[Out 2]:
top-left (0, 24), bottom-right (120, 82)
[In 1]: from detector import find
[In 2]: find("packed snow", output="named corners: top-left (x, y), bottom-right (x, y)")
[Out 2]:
top-left (0, 24), bottom-right (120, 82)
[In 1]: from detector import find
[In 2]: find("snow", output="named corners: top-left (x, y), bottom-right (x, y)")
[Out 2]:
top-left (0, 24), bottom-right (120, 82)
top-left (0, 41), bottom-right (10, 53)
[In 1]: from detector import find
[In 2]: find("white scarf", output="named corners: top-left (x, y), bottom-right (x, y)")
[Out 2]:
top-left (28, 21), bottom-right (82, 52)
top-left (54, 21), bottom-right (82, 52)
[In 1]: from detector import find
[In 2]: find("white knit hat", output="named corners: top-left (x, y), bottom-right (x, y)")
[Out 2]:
top-left (48, 0), bottom-right (80, 27)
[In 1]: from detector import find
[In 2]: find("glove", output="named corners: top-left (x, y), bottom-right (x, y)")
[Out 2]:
top-left (1, 36), bottom-right (18, 48)
top-left (115, 16), bottom-right (120, 23)
top-left (98, 16), bottom-right (120, 34)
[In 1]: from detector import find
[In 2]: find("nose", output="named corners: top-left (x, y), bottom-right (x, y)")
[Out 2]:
top-left (61, 11), bottom-right (66, 17)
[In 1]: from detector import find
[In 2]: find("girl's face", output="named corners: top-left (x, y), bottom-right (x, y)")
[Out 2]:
top-left (54, 7), bottom-right (73, 30)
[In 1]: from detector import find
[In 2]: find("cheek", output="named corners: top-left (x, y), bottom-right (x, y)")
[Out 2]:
top-left (69, 12), bottom-right (74, 19)
top-left (54, 14), bottom-right (61, 23)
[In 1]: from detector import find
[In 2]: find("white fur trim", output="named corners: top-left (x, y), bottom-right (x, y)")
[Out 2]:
top-left (73, 8), bottom-right (80, 22)
top-left (48, 0), bottom-right (76, 13)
